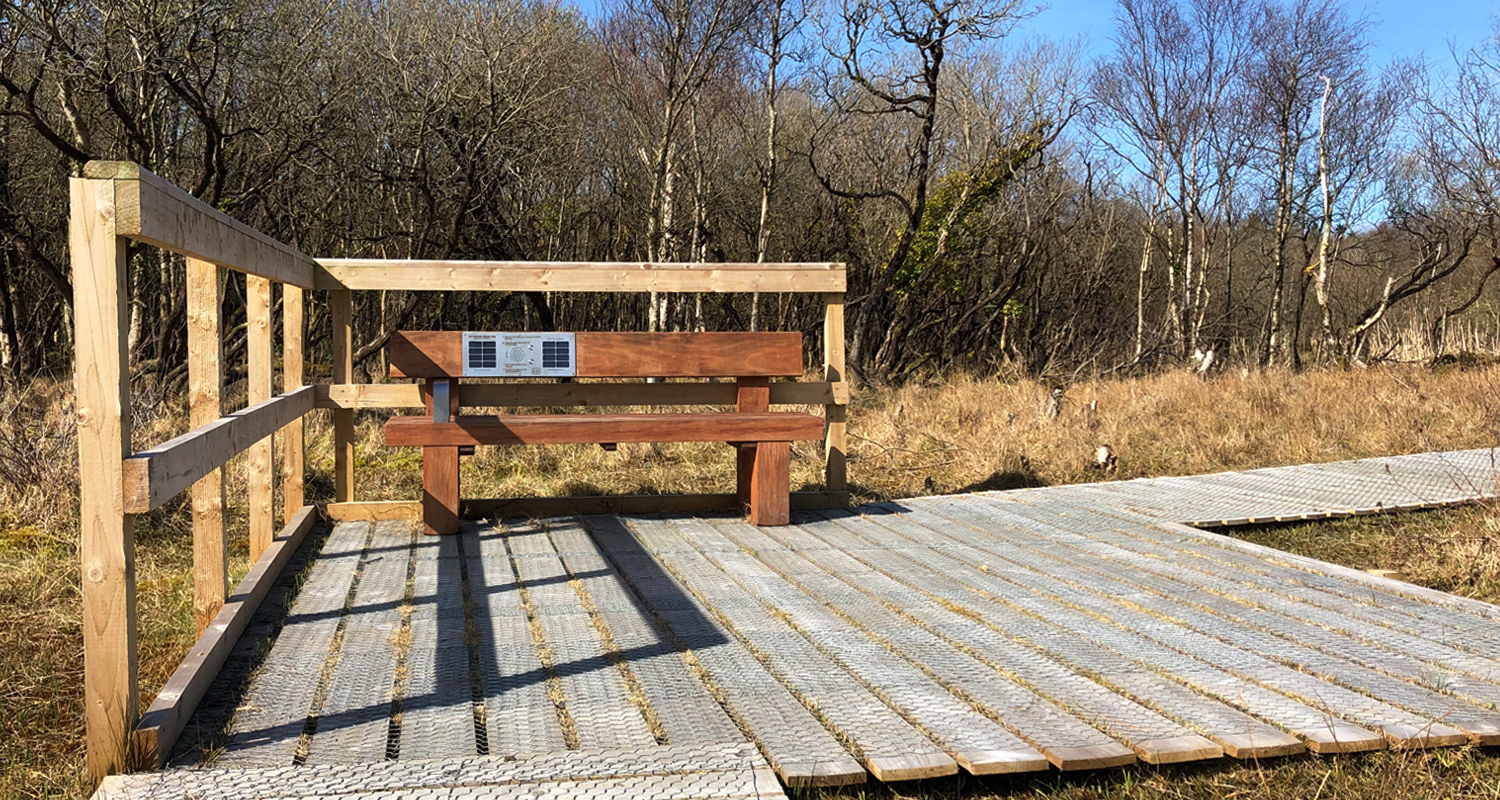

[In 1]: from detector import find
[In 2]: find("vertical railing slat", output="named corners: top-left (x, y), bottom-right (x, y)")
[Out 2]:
top-left (823, 292), bottom-right (847, 495)
top-left (247, 275), bottom-right (274, 560)
top-left (186, 258), bottom-right (226, 632)
top-left (71, 176), bottom-right (138, 782)
top-left (331, 290), bottom-right (355, 502)
top-left (282, 285), bottom-right (305, 518)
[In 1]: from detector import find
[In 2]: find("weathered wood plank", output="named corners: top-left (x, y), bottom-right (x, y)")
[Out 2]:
top-left (316, 380), bottom-right (848, 409)
top-left (331, 290), bottom-right (355, 503)
top-left (84, 161), bottom-right (316, 288)
top-left (420, 377), bottom-right (461, 536)
top-left (132, 506), bottom-right (318, 768)
top-left (122, 387), bottom-right (316, 514)
top-left (247, 275), bottom-right (275, 560)
top-left (389, 331), bottom-right (805, 379)
top-left (72, 176), bottom-right (138, 782)
top-left (324, 501), bottom-right (423, 521)
top-left (281, 285), bottom-right (305, 519)
top-left (317, 259), bottom-right (845, 293)
top-left (186, 258), bottom-right (226, 634)
top-left (823, 293), bottom-right (847, 493)
top-left (749, 442), bottom-right (790, 526)
top-left (384, 412), bottom-right (823, 447)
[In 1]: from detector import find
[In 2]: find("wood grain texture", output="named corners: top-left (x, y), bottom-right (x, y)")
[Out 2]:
top-left (315, 380), bottom-right (848, 409)
top-left (247, 275), bottom-right (274, 561)
top-left (1214, 732), bottom-right (1306, 759)
top-left (84, 161), bottom-right (316, 288)
top-left (71, 177), bottom-right (138, 782)
top-left (865, 754), bottom-right (958, 782)
top-left (1134, 735), bottom-right (1223, 764)
top-left (281, 285), bottom-right (305, 519)
top-left (317, 259), bottom-right (845, 293)
top-left (323, 501), bottom-right (423, 521)
top-left (186, 258), bottom-right (226, 634)
top-left (1043, 744), bottom-right (1138, 771)
top-left (133, 506), bottom-right (317, 768)
top-left (953, 748), bottom-right (1053, 775)
top-left (422, 447), bottom-right (460, 536)
top-left (384, 412), bottom-right (823, 447)
top-left (419, 379), bottom-right (461, 536)
top-left (823, 293), bottom-right (848, 493)
top-left (749, 441), bottom-right (791, 526)
top-left (121, 387), bottom-right (316, 514)
top-left (736, 378), bottom-right (770, 512)
top-left (331, 290), bottom-right (355, 503)
top-left (389, 331), bottom-right (805, 379)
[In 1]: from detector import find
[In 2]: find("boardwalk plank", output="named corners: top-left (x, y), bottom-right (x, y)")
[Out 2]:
top-left (304, 522), bottom-right (413, 764)
top-left (219, 522), bottom-right (371, 766)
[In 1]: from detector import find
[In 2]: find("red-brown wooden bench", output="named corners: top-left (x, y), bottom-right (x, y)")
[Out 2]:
top-left (383, 331), bottom-right (824, 534)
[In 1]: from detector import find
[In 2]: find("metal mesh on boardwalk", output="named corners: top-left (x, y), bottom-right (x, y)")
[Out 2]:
top-left (155, 447), bottom-right (1500, 799)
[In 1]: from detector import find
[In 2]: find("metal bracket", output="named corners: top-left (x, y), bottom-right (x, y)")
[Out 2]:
top-left (433, 379), bottom-right (451, 423)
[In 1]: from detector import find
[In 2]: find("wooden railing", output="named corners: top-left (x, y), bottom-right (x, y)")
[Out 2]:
top-left (71, 162), bottom-right (847, 781)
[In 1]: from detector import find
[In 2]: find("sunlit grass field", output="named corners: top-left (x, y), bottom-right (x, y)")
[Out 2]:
top-left (2, 363), bottom-right (1497, 798)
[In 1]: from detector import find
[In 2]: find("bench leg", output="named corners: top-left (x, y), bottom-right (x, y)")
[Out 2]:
top-left (736, 443), bottom-right (756, 514)
top-left (422, 445), bottom-right (461, 535)
top-left (748, 441), bottom-right (790, 526)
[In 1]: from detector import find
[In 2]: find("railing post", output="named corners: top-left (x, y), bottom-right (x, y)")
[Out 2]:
top-left (72, 176), bottom-right (138, 782)
top-left (331, 289), bottom-right (355, 502)
top-left (186, 258), bottom-right (226, 632)
top-left (823, 292), bottom-right (847, 495)
top-left (282, 285), bottom-right (305, 518)
top-left (247, 275), bottom-right (274, 560)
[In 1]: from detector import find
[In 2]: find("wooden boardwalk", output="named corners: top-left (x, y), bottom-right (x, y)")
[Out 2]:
top-left (97, 448), bottom-right (1500, 798)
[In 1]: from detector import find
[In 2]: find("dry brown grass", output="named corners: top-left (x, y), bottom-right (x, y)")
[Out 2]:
top-left (1, 363), bottom-right (1498, 799)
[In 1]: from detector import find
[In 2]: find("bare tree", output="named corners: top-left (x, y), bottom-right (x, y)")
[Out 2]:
top-left (812, 0), bottom-right (1033, 381)
top-left (601, 0), bottom-right (753, 330)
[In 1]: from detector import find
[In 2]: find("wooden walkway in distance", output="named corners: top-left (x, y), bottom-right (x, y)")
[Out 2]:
top-left (97, 448), bottom-right (1500, 799)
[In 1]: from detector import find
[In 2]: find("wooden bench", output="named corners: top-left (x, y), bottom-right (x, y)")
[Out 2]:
top-left (383, 331), bottom-right (825, 534)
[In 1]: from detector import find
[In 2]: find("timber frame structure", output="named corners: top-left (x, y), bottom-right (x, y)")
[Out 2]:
top-left (71, 162), bottom-right (848, 781)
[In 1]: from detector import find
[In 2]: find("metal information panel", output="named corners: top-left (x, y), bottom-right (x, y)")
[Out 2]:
top-left (462, 332), bottom-right (576, 377)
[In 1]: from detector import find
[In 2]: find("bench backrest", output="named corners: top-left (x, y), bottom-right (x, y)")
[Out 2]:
top-left (389, 331), bottom-right (804, 380)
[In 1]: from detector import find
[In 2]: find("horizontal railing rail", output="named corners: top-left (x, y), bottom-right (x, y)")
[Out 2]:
top-left (315, 258), bottom-right (846, 292)
top-left (121, 386), bottom-right (316, 513)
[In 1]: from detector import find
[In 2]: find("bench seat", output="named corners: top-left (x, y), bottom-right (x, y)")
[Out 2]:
top-left (382, 330), bottom-right (828, 532)
top-left (385, 412), bottom-right (824, 447)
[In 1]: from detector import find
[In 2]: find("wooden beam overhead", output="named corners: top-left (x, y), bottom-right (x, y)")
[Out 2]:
top-left (122, 387), bottom-right (316, 514)
top-left (316, 259), bottom-right (845, 293)
top-left (83, 161), bottom-right (318, 289)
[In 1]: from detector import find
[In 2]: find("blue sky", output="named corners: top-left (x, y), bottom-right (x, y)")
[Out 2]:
top-left (1025, 0), bottom-right (1498, 64)
top-left (569, 0), bottom-right (1499, 66)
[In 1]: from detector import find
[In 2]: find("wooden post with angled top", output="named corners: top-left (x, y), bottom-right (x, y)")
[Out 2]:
top-left (72, 176), bottom-right (138, 782)
top-left (186, 259), bottom-right (226, 633)
top-left (246, 275), bottom-right (274, 560)
top-left (823, 292), bottom-right (847, 495)
top-left (281, 285), bottom-right (305, 520)
top-left (331, 290), bottom-right (355, 502)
